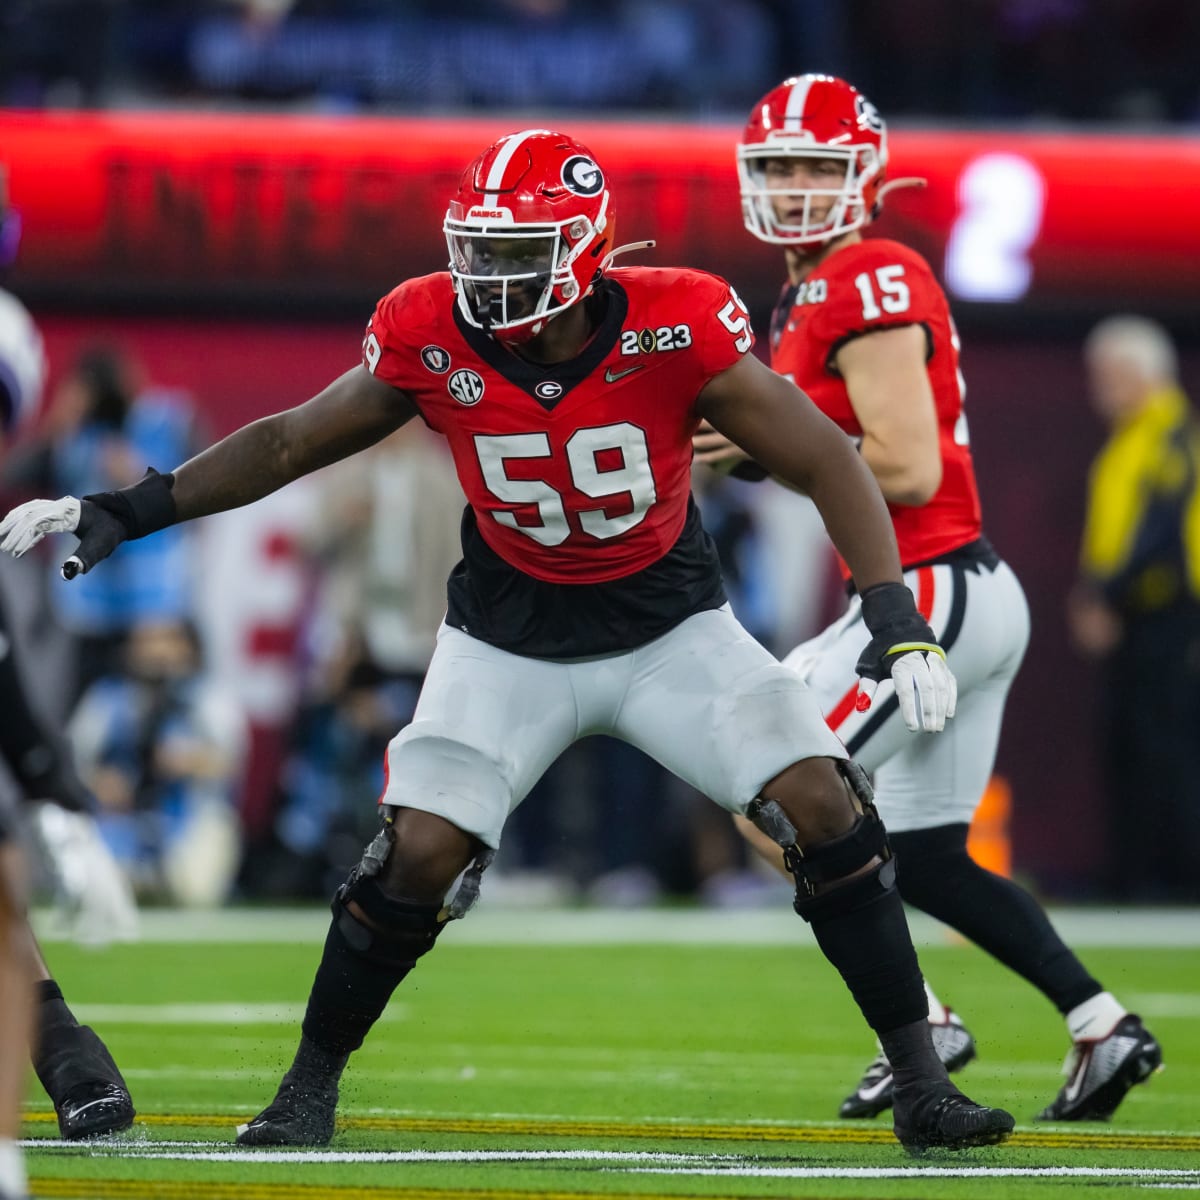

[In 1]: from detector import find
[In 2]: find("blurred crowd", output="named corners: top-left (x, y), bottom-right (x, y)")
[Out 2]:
top-left (1, 0), bottom-right (1198, 123)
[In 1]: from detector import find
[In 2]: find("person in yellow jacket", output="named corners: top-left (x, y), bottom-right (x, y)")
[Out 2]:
top-left (1069, 314), bottom-right (1200, 901)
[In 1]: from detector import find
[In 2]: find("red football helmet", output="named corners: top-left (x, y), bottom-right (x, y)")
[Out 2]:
top-left (444, 129), bottom-right (615, 343)
top-left (737, 74), bottom-right (888, 246)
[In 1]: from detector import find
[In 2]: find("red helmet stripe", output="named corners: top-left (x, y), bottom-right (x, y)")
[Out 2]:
top-left (482, 128), bottom-right (551, 205)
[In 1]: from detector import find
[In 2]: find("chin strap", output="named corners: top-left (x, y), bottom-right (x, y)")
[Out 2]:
top-left (877, 176), bottom-right (927, 205)
top-left (601, 239), bottom-right (656, 271)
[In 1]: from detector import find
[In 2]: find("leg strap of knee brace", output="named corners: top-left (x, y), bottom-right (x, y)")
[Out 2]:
top-left (793, 856), bottom-right (898, 923)
top-left (334, 874), bottom-right (445, 968)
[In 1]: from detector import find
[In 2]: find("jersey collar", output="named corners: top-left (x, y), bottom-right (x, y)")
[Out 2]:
top-left (452, 279), bottom-right (629, 411)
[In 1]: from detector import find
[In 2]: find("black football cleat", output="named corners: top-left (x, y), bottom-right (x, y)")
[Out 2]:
top-left (893, 1083), bottom-right (1014, 1153)
top-left (55, 1080), bottom-right (135, 1140)
top-left (840, 1009), bottom-right (977, 1119)
top-left (36, 1019), bottom-right (135, 1141)
top-left (236, 1073), bottom-right (339, 1147)
top-left (1037, 1014), bottom-right (1163, 1121)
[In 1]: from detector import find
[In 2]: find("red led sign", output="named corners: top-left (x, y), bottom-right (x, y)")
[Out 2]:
top-left (2, 110), bottom-right (1197, 313)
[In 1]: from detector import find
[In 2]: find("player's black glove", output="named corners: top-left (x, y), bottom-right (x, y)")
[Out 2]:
top-left (855, 580), bottom-right (957, 732)
top-left (0, 468), bottom-right (177, 578)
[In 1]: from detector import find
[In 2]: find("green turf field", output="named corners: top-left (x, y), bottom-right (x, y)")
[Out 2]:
top-left (21, 906), bottom-right (1200, 1199)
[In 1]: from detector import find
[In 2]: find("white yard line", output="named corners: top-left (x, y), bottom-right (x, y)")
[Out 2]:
top-left (20, 1142), bottom-right (1200, 1182)
top-left (635, 1166), bottom-right (1200, 1180)
top-left (64, 1004), bottom-right (307, 1024)
top-left (31, 905), bottom-right (1200, 947)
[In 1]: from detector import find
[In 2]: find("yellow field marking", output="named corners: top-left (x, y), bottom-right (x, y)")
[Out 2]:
top-left (21, 1110), bottom-right (1199, 1153)
top-left (32, 1182), bottom-right (758, 1200)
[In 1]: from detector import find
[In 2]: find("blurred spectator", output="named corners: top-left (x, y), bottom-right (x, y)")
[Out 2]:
top-left (68, 617), bottom-right (247, 907)
top-left (1067, 315), bottom-right (1200, 902)
top-left (2, 345), bottom-right (204, 703)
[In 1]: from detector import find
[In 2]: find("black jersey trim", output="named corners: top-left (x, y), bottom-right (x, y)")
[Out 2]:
top-left (451, 279), bottom-right (629, 412)
top-left (845, 537), bottom-right (1001, 597)
top-left (445, 496), bottom-right (727, 659)
top-left (825, 320), bottom-right (933, 376)
top-left (769, 281), bottom-right (799, 352)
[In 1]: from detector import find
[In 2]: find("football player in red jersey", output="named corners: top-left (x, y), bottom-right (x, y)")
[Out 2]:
top-left (1, 129), bottom-right (1015, 1152)
top-left (696, 74), bottom-right (1163, 1124)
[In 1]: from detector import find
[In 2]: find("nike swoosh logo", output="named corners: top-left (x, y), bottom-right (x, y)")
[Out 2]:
top-left (66, 1096), bottom-right (124, 1118)
top-left (604, 364), bottom-right (643, 383)
top-left (1063, 1035), bottom-right (1139, 1103)
top-left (857, 1073), bottom-right (894, 1102)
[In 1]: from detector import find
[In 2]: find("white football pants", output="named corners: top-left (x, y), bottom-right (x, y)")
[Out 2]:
top-left (382, 604), bottom-right (847, 848)
top-left (784, 558), bottom-right (1029, 832)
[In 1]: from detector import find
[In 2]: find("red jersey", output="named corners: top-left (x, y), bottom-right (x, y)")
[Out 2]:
top-left (365, 267), bottom-right (750, 585)
top-left (771, 238), bottom-right (982, 570)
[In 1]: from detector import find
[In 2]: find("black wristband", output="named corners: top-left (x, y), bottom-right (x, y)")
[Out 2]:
top-left (858, 581), bottom-right (918, 637)
top-left (84, 468), bottom-right (177, 540)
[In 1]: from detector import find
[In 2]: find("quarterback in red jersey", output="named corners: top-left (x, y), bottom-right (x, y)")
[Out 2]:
top-left (1, 129), bottom-right (1015, 1153)
top-left (698, 74), bottom-right (1161, 1124)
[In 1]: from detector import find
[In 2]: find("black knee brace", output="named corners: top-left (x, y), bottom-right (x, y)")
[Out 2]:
top-left (333, 873), bottom-right (445, 968)
top-left (747, 758), bottom-right (891, 915)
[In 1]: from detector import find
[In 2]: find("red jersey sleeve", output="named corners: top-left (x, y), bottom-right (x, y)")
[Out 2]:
top-left (689, 271), bottom-right (756, 380)
top-left (807, 240), bottom-right (944, 365)
top-left (361, 276), bottom-right (447, 392)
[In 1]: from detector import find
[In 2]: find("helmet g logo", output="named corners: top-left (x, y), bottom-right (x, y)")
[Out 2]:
top-left (856, 95), bottom-right (884, 134)
top-left (562, 155), bottom-right (604, 197)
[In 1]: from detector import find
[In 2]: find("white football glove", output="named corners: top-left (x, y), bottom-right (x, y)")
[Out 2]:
top-left (0, 496), bottom-right (81, 558)
top-left (856, 647), bottom-right (958, 733)
top-left (30, 802), bottom-right (140, 947)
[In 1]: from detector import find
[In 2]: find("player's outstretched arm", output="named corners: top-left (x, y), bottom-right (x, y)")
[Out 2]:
top-left (696, 353), bottom-right (955, 731)
top-left (0, 366), bottom-right (416, 578)
top-left (170, 366), bottom-right (416, 521)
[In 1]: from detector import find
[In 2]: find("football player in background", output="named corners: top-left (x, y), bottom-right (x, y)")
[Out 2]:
top-left (0, 283), bottom-right (136, 1184)
top-left (0, 129), bottom-right (1017, 1153)
top-left (694, 73), bottom-right (1162, 1123)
